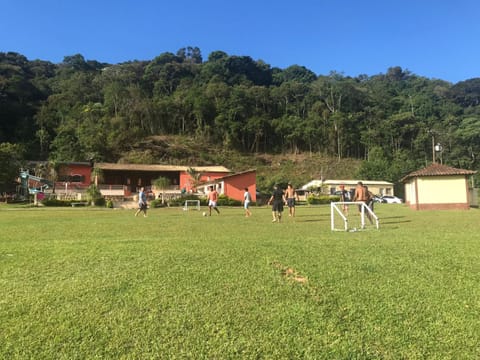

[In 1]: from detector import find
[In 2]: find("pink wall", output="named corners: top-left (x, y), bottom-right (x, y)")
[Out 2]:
top-left (223, 171), bottom-right (256, 202)
top-left (58, 164), bottom-right (92, 186)
top-left (179, 171), bottom-right (229, 192)
top-left (179, 170), bottom-right (257, 202)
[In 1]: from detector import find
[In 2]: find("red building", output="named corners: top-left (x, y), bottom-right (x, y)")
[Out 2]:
top-left (200, 170), bottom-right (257, 202)
top-left (94, 163), bottom-right (233, 195)
top-left (56, 162), bottom-right (92, 187)
top-left (43, 162), bottom-right (256, 202)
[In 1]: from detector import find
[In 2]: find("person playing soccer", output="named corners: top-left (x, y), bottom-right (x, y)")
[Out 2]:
top-left (207, 185), bottom-right (220, 216)
top-left (285, 183), bottom-right (298, 217)
top-left (135, 187), bottom-right (148, 217)
top-left (353, 181), bottom-right (366, 213)
top-left (267, 184), bottom-right (286, 222)
top-left (339, 184), bottom-right (349, 215)
top-left (363, 185), bottom-right (375, 224)
top-left (243, 187), bottom-right (252, 217)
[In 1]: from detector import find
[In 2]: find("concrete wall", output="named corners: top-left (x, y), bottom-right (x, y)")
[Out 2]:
top-left (405, 175), bottom-right (471, 210)
top-left (417, 176), bottom-right (467, 204)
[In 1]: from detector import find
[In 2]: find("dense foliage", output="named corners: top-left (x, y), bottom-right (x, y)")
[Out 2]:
top-left (1, 48), bottom-right (480, 185)
top-left (0, 142), bottom-right (24, 193)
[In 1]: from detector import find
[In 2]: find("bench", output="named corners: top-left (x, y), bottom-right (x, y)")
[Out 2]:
top-left (71, 202), bottom-right (88, 207)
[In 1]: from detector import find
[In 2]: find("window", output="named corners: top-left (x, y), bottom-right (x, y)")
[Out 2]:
top-left (70, 174), bottom-right (85, 183)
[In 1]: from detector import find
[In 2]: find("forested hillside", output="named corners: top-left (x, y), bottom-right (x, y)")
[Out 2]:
top-left (1, 48), bottom-right (480, 189)
top-left (107, 134), bottom-right (363, 193)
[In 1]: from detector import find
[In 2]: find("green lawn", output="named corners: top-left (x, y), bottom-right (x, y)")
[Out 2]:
top-left (1, 204), bottom-right (480, 359)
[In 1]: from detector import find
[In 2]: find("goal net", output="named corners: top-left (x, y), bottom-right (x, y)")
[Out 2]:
top-left (330, 202), bottom-right (379, 231)
top-left (183, 199), bottom-right (201, 211)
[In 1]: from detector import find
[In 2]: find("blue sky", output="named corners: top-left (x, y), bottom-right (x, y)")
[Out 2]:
top-left (2, 0), bottom-right (479, 83)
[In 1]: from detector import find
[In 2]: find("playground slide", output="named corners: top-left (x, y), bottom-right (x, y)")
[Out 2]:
top-left (20, 171), bottom-right (53, 194)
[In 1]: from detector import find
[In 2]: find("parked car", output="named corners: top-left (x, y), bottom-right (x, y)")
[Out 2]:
top-left (373, 195), bottom-right (386, 203)
top-left (381, 195), bottom-right (402, 204)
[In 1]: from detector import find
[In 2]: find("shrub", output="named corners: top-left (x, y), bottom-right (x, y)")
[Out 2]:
top-left (169, 194), bottom-right (207, 207)
top-left (217, 194), bottom-right (241, 206)
top-left (94, 197), bottom-right (106, 206)
top-left (86, 185), bottom-right (103, 206)
top-left (150, 199), bottom-right (168, 208)
top-left (41, 198), bottom-right (75, 207)
top-left (306, 194), bottom-right (339, 205)
top-left (168, 194), bottom-right (242, 207)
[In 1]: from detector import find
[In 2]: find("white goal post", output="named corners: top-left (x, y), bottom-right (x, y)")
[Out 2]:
top-left (183, 200), bottom-right (201, 211)
top-left (330, 202), bottom-right (379, 231)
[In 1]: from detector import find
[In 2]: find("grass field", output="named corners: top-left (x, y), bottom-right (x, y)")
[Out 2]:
top-left (1, 203), bottom-right (480, 359)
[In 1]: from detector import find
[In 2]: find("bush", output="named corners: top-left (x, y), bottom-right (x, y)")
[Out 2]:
top-left (217, 194), bottom-right (241, 206)
top-left (106, 199), bottom-right (114, 208)
top-left (169, 195), bottom-right (207, 207)
top-left (168, 194), bottom-right (242, 207)
top-left (94, 197), bottom-right (106, 206)
top-left (150, 199), bottom-right (168, 208)
top-left (41, 198), bottom-right (76, 207)
top-left (306, 194), bottom-right (339, 205)
top-left (86, 185), bottom-right (104, 206)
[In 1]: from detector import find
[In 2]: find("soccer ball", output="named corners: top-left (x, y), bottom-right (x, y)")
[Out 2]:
top-left (202, 212), bottom-right (207, 217)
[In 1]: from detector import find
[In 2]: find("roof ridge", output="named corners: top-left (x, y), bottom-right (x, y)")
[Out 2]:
top-left (401, 163), bottom-right (476, 182)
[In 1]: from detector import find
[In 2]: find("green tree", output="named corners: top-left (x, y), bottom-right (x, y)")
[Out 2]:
top-left (355, 146), bottom-right (390, 180)
top-left (451, 115), bottom-right (480, 169)
top-left (0, 142), bottom-right (24, 194)
top-left (86, 184), bottom-right (103, 206)
top-left (273, 64), bottom-right (317, 85)
top-left (186, 167), bottom-right (202, 191)
top-left (153, 176), bottom-right (170, 204)
top-left (176, 46), bottom-right (203, 64)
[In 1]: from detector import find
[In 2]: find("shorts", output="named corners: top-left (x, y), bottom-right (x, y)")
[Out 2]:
top-left (138, 203), bottom-right (147, 210)
top-left (287, 198), bottom-right (295, 207)
top-left (272, 201), bottom-right (283, 212)
top-left (244, 201), bottom-right (250, 209)
top-left (208, 200), bottom-right (217, 207)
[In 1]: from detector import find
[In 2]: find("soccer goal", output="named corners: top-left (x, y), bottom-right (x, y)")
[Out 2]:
top-left (330, 202), bottom-right (379, 231)
top-left (183, 199), bottom-right (201, 211)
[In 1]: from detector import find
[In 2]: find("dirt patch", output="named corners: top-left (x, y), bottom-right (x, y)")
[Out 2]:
top-left (272, 261), bottom-right (308, 284)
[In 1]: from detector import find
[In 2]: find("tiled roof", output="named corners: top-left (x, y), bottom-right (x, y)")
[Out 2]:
top-left (201, 169), bottom-right (256, 183)
top-left (401, 163), bottom-right (476, 182)
top-left (95, 163), bottom-right (231, 173)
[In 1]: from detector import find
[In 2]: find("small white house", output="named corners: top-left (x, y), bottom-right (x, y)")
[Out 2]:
top-left (401, 163), bottom-right (476, 210)
top-left (301, 179), bottom-right (394, 196)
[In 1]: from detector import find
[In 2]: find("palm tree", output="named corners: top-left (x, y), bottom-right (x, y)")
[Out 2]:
top-left (186, 167), bottom-right (202, 192)
top-left (153, 176), bottom-right (170, 204)
top-left (91, 167), bottom-right (104, 186)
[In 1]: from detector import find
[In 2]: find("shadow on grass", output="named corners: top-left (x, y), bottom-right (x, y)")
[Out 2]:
top-left (379, 215), bottom-right (411, 225)
top-left (290, 213), bottom-right (329, 223)
top-left (381, 215), bottom-right (407, 220)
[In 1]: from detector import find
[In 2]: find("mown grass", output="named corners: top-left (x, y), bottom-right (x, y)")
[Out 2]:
top-left (1, 204), bottom-right (480, 359)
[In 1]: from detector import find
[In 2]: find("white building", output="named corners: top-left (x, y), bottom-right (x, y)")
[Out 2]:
top-left (301, 179), bottom-right (395, 196)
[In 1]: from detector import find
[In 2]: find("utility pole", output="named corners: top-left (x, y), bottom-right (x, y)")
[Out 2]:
top-left (431, 132), bottom-right (436, 163)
